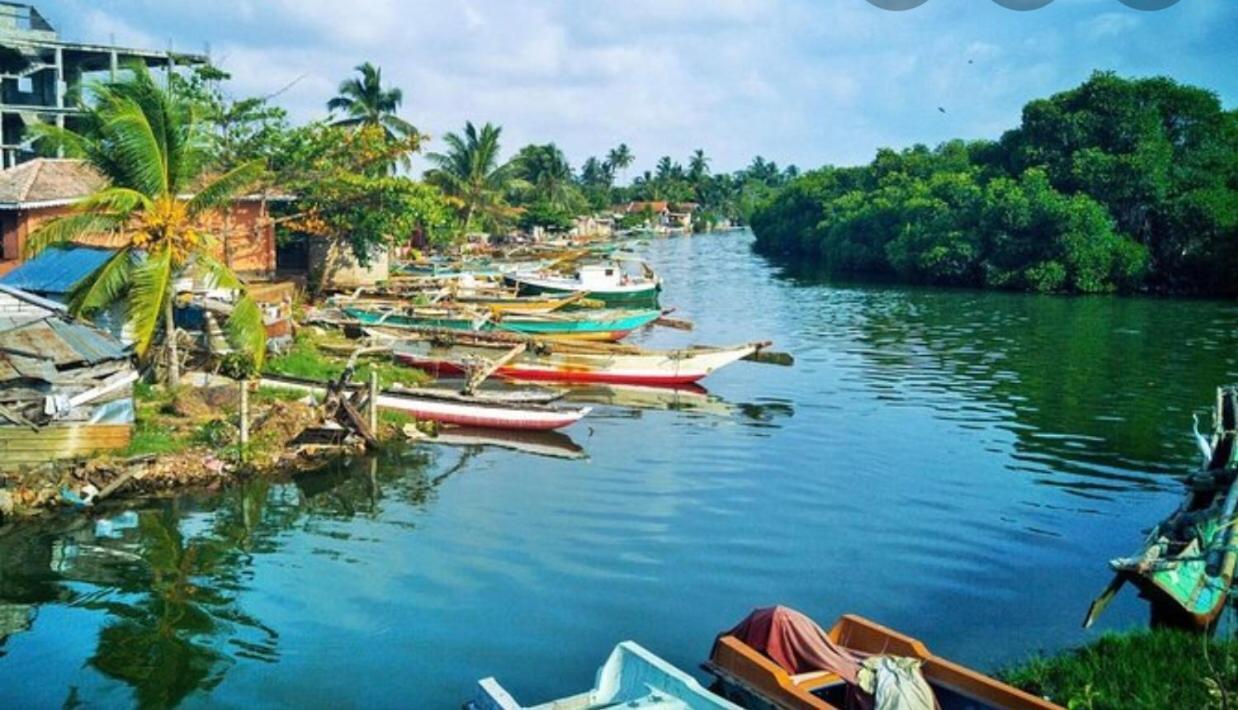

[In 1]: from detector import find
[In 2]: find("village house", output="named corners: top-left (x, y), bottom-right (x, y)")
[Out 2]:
top-left (616, 201), bottom-right (696, 231)
top-left (0, 158), bottom-right (283, 280)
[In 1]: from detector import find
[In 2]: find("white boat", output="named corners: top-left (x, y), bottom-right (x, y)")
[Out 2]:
top-left (259, 375), bottom-right (590, 431)
top-left (467, 641), bottom-right (741, 710)
top-left (505, 260), bottom-right (662, 305)
top-left (386, 333), bottom-right (768, 386)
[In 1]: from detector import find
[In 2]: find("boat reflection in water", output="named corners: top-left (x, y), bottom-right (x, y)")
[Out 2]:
top-left (560, 382), bottom-right (795, 425)
top-left (412, 425), bottom-right (588, 461)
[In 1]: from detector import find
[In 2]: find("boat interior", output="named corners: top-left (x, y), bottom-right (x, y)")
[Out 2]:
top-left (707, 614), bottom-right (1056, 710)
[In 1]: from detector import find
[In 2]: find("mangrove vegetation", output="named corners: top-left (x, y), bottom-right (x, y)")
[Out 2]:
top-left (750, 72), bottom-right (1238, 296)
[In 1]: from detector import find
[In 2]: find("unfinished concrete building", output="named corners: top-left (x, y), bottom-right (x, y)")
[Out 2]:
top-left (0, 2), bottom-right (206, 168)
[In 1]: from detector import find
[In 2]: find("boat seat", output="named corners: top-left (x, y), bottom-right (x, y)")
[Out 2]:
top-left (791, 670), bottom-right (842, 690)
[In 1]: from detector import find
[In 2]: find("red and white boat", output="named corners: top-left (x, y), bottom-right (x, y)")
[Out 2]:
top-left (259, 374), bottom-right (590, 431)
top-left (384, 333), bottom-right (770, 386)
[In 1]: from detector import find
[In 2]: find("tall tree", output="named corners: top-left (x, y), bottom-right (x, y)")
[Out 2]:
top-left (606, 143), bottom-right (634, 185)
top-left (688, 149), bottom-right (710, 182)
top-left (424, 122), bottom-right (516, 233)
top-left (29, 66), bottom-right (267, 384)
top-left (512, 143), bottom-right (582, 211)
top-left (327, 62), bottom-right (419, 172)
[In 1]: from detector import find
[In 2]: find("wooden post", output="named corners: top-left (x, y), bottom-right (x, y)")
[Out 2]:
top-left (239, 380), bottom-right (249, 460)
top-left (369, 370), bottom-right (379, 433)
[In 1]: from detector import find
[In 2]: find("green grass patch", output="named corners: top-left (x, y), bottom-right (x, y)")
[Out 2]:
top-left (253, 386), bottom-right (308, 404)
top-left (124, 419), bottom-right (189, 457)
top-left (264, 332), bottom-right (429, 390)
top-left (1001, 629), bottom-right (1238, 709)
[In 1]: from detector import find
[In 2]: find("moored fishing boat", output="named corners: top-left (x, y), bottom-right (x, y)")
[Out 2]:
top-left (505, 259), bottom-right (662, 306)
top-left (467, 640), bottom-right (740, 710)
top-left (387, 333), bottom-right (769, 386)
top-left (341, 305), bottom-right (660, 341)
top-left (259, 374), bottom-right (590, 431)
top-left (1084, 384), bottom-right (1238, 631)
top-left (704, 606), bottom-right (1059, 710)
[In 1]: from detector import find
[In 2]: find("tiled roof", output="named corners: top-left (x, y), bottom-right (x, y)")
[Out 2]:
top-left (0, 159), bottom-right (107, 206)
top-left (0, 159), bottom-right (294, 208)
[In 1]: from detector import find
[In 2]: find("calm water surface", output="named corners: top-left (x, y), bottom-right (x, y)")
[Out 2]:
top-left (2, 231), bottom-right (1237, 708)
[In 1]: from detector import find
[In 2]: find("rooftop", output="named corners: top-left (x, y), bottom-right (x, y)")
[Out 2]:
top-left (0, 158), bottom-right (106, 207)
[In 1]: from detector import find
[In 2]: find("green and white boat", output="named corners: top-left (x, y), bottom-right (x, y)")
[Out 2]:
top-left (341, 305), bottom-right (660, 342)
top-left (1085, 384), bottom-right (1238, 630)
top-left (505, 259), bottom-right (661, 306)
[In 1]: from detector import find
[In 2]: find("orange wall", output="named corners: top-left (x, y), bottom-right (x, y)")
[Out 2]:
top-left (0, 201), bottom-right (276, 277)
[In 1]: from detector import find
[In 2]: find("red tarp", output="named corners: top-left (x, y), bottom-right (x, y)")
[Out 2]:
top-left (721, 606), bottom-right (863, 684)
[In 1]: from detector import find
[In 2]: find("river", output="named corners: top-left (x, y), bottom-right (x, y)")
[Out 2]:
top-left (2, 230), bottom-right (1236, 708)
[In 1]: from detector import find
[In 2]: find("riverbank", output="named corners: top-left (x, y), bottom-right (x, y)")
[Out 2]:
top-left (1002, 628), bottom-right (1238, 709)
top-left (0, 329), bottom-right (430, 522)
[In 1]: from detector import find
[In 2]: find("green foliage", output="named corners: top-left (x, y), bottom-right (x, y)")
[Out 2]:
top-left (273, 122), bottom-right (450, 256)
top-left (518, 200), bottom-right (575, 232)
top-left (424, 121), bottom-right (518, 234)
top-left (1001, 629), bottom-right (1238, 710)
top-left (326, 62), bottom-right (420, 173)
top-left (263, 332), bottom-right (429, 389)
top-left (752, 72), bottom-right (1236, 295)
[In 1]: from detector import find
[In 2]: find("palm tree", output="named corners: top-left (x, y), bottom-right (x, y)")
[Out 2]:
top-left (28, 66), bottom-right (266, 386)
top-left (514, 143), bottom-right (581, 209)
top-left (655, 156), bottom-right (676, 183)
top-left (424, 121), bottom-right (516, 233)
top-left (605, 143), bottom-right (634, 185)
top-left (688, 149), bottom-right (710, 181)
top-left (326, 62), bottom-right (419, 171)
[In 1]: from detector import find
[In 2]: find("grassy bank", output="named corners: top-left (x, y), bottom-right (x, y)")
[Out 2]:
top-left (1002, 629), bottom-right (1238, 709)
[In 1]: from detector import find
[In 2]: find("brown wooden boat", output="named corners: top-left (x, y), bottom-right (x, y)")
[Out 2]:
top-left (703, 607), bottom-right (1060, 710)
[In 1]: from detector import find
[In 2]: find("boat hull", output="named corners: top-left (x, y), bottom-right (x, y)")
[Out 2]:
top-left (393, 341), bottom-right (759, 386)
top-left (259, 376), bottom-right (590, 431)
top-left (342, 307), bottom-right (656, 342)
top-left (504, 275), bottom-right (660, 306)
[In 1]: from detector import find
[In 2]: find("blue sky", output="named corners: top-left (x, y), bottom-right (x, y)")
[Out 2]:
top-left (40, 0), bottom-right (1237, 175)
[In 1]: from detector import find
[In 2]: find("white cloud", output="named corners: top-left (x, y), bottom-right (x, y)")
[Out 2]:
top-left (37, 0), bottom-right (1238, 173)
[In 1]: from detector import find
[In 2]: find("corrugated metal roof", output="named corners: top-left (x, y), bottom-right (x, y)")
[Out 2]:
top-left (0, 317), bottom-right (128, 367)
top-left (45, 318), bottom-right (129, 363)
top-left (0, 246), bottom-right (116, 295)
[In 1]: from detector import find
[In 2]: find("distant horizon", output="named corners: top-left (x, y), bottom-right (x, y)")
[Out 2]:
top-left (40, 0), bottom-right (1237, 175)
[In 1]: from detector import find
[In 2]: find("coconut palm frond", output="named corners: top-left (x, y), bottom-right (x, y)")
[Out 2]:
top-left (24, 212), bottom-right (124, 258)
top-left (126, 244), bottom-right (174, 358)
top-left (104, 99), bottom-right (169, 196)
top-left (187, 160), bottom-right (265, 217)
top-left (192, 251), bottom-right (243, 291)
top-left (28, 123), bottom-right (91, 158)
top-left (66, 247), bottom-right (134, 316)
top-left (224, 294), bottom-right (267, 368)
top-left (76, 187), bottom-right (153, 216)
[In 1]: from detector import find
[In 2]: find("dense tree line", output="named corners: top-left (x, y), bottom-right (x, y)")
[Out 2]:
top-left (751, 72), bottom-right (1238, 295)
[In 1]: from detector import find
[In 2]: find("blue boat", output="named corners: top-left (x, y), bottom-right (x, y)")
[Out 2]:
top-left (466, 641), bottom-right (740, 709)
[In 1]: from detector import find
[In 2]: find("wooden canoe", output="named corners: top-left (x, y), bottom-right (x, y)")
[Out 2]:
top-left (341, 306), bottom-right (661, 342)
top-left (388, 336), bottom-right (768, 386)
top-left (259, 374), bottom-right (591, 431)
top-left (1086, 384), bottom-right (1238, 631)
top-left (704, 611), bottom-right (1060, 710)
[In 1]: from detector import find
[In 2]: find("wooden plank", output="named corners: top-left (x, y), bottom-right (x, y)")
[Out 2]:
top-left (463, 343), bottom-right (527, 394)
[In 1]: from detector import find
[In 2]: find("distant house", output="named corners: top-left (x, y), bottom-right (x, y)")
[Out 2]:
top-left (617, 201), bottom-right (695, 231)
top-left (0, 158), bottom-right (287, 279)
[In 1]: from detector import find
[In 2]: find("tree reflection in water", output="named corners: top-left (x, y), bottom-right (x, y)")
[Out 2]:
top-left (0, 447), bottom-right (437, 708)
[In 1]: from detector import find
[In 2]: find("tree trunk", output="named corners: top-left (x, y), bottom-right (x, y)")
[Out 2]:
top-left (164, 298), bottom-right (180, 387)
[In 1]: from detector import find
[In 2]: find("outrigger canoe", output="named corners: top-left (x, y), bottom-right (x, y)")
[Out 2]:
top-left (259, 374), bottom-right (590, 431)
top-left (705, 607), bottom-right (1059, 710)
top-left (341, 306), bottom-right (660, 342)
top-left (387, 333), bottom-right (770, 386)
top-left (468, 640), bottom-right (739, 710)
top-left (1084, 384), bottom-right (1238, 631)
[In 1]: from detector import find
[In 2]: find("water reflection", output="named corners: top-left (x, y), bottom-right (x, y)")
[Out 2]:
top-left (775, 264), bottom-right (1238, 496)
top-left (0, 449), bottom-right (437, 707)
